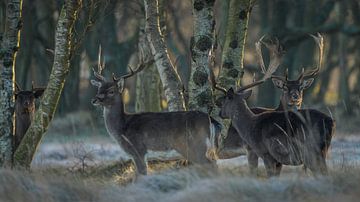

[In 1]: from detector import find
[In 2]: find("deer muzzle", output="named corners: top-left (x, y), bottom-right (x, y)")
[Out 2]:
top-left (91, 97), bottom-right (101, 106)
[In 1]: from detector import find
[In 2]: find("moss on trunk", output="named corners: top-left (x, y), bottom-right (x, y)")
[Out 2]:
top-left (0, 0), bottom-right (23, 167)
top-left (13, 0), bottom-right (82, 168)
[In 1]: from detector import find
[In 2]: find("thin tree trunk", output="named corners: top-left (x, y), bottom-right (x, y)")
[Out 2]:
top-left (188, 0), bottom-right (216, 112)
top-left (338, 1), bottom-right (352, 116)
top-left (144, 0), bottom-right (186, 111)
top-left (257, 0), bottom-right (287, 108)
top-left (134, 22), bottom-right (161, 112)
top-left (0, 0), bottom-right (23, 167)
top-left (13, 0), bottom-right (82, 168)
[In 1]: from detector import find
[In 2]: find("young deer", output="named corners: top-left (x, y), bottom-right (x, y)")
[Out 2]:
top-left (219, 34), bottom-right (334, 175)
top-left (90, 48), bottom-right (220, 177)
top-left (14, 83), bottom-right (45, 150)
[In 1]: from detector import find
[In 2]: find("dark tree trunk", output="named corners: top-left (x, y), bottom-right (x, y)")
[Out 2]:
top-left (14, 0), bottom-right (82, 168)
top-left (0, 0), bottom-right (23, 167)
top-left (144, 0), bottom-right (186, 111)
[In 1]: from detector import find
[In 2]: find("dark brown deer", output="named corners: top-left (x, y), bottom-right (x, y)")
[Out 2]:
top-left (219, 86), bottom-right (334, 177)
top-left (14, 83), bottom-right (45, 150)
top-left (215, 54), bottom-right (334, 176)
top-left (219, 34), bottom-right (334, 175)
top-left (90, 47), bottom-right (220, 177)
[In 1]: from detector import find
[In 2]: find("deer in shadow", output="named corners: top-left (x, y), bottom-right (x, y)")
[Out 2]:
top-left (218, 34), bottom-right (335, 175)
top-left (90, 47), bottom-right (220, 178)
top-left (14, 83), bottom-right (45, 150)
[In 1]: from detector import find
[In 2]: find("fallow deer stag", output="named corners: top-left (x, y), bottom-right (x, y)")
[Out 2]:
top-left (90, 47), bottom-right (220, 177)
top-left (220, 34), bottom-right (334, 176)
top-left (14, 82), bottom-right (45, 150)
top-left (216, 64), bottom-right (334, 176)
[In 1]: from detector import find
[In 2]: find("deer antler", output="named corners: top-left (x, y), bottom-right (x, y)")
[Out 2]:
top-left (237, 36), bottom-right (284, 92)
top-left (298, 33), bottom-right (324, 81)
top-left (112, 62), bottom-right (148, 81)
top-left (15, 82), bottom-right (22, 91)
top-left (92, 45), bottom-right (106, 81)
top-left (209, 68), bottom-right (227, 94)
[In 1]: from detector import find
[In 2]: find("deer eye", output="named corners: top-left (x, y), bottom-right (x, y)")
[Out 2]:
top-left (107, 90), bottom-right (115, 95)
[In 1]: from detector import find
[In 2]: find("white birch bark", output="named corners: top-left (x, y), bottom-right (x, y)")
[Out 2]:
top-left (188, 0), bottom-right (216, 113)
top-left (0, 0), bottom-right (23, 167)
top-left (144, 0), bottom-right (186, 111)
top-left (13, 0), bottom-right (82, 168)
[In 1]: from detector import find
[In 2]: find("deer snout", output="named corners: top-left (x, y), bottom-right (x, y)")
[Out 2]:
top-left (292, 93), bottom-right (299, 100)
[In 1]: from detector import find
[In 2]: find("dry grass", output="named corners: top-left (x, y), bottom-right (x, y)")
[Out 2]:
top-left (1, 162), bottom-right (360, 202)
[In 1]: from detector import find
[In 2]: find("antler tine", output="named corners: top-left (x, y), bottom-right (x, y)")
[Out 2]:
top-left (116, 63), bottom-right (147, 81)
top-left (237, 80), bottom-right (265, 92)
top-left (262, 37), bottom-right (284, 80)
top-left (238, 36), bottom-right (284, 92)
top-left (93, 45), bottom-right (106, 81)
top-left (297, 68), bottom-right (305, 80)
top-left (208, 65), bottom-right (227, 95)
top-left (255, 35), bottom-right (267, 74)
top-left (15, 82), bottom-right (22, 91)
top-left (299, 33), bottom-right (324, 81)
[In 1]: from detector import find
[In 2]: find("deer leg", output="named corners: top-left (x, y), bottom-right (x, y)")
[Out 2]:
top-left (263, 154), bottom-right (279, 177)
top-left (274, 162), bottom-right (282, 176)
top-left (121, 137), bottom-right (148, 176)
top-left (132, 154), bottom-right (147, 176)
top-left (246, 145), bottom-right (259, 175)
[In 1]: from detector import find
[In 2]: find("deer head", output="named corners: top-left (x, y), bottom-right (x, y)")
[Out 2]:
top-left (15, 82), bottom-right (45, 114)
top-left (271, 33), bottom-right (324, 109)
top-left (217, 36), bottom-right (283, 117)
top-left (90, 45), bottom-right (145, 107)
top-left (219, 88), bottom-right (253, 119)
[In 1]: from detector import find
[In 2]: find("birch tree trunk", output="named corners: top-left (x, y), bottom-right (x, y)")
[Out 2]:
top-left (214, 0), bottom-right (253, 143)
top-left (188, 0), bottom-right (216, 112)
top-left (219, 0), bottom-right (252, 88)
top-left (134, 25), bottom-right (161, 112)
top-left (13, 0), bottom-right (82, 168)
top-left (144, 0), bottom-right (186, 111)
top-left (0, 0), bottom-right (23, 167)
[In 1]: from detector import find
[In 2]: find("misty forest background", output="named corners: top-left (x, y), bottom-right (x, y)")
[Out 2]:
top-left (8, 0), bottom-right (360, 127)
top-left (1, 0), bottom-right (360, 201)
top-left (1, 0), bottom-right (360, 167)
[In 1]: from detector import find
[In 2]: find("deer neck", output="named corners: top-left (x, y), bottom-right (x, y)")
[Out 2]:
top-left (231, 100), bottom-right (255, 137)
top-left (103, 94), bottom-right (126, 138)
top-left (277, 96), bottom-right (300, 111)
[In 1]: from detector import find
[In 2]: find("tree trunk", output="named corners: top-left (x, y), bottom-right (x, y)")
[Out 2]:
top-left (214, 0), bottom-right (253, 143)
top-left (188, 0), bottom-right (216, 112)
top-left (219, 0), bottom-right (252, 88)
top-left (144, 0), bottom-right (186, 111)
top-left (134, 22), bottom-right (161, 112)
top-left (0, 0), bottom-right (23, 167)
top-left (13, 0), bottom-right (82, 168)
top-left (257, 0), bottom-right (287, 108)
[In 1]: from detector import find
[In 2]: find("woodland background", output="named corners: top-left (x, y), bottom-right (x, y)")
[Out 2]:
top-left (0, 0), bottom-right (360, 201)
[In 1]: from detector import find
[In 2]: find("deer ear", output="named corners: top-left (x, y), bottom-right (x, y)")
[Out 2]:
top-left (116, 78), bottom-right (125, 92)
top-left (301, 78), bottom-right (314, 89)
top-left (90, 80), bottom-right (101, 87)
top-left (272, 78), bottom-right (284, 89)
top-left (243, 90), bottom-right (252, 100)
top-left (34, 88), bottom-right (45, 98)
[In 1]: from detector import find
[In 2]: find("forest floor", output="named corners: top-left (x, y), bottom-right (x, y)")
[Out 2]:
top-left (1, 111), bottom-right (360, 202)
